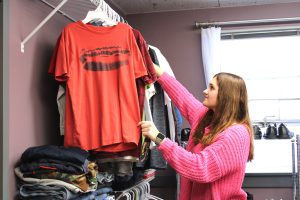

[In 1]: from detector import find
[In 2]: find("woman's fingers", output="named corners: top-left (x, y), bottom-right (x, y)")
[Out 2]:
top-left (138, 121), bottom-right (149, 127)
top-left (138, 121), bottom-right (152, 129)
top-left (139, 121), bottom-right (156, 140)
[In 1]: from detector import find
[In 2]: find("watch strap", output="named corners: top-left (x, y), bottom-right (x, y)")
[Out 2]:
top-left (155, 132), bottom-right (165, 145)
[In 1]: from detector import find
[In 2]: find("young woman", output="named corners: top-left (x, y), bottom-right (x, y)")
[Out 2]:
top-left (139, 64), bottom-right (254, 200)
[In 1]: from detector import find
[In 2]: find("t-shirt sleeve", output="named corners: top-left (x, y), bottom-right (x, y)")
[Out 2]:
top-left (132, 29), bottom-right (157, 84)
top-left (128, 30), bottom-right (148, 79)
top-left (48, 29), bottom-right (70, 82)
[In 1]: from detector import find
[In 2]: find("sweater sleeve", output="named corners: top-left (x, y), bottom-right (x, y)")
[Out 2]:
top-left (157, 72), bottom-right (208, 127)
top-left (157, 125), bottom-right (250, 183)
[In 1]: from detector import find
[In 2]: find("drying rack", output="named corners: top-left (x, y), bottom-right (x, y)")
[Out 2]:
top-left (20, 0), bottom-right (125, 53)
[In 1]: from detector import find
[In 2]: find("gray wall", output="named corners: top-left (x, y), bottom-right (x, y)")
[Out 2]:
top-left (0, 1), bottom-right (3, 199)
top-left (3, 1), bottom-right (95, 199)
top-left (5, 0), bottom-right (68, 199)
top-left (125, 3), bottom-right (300, 199)
top-left (126, 2), bottom-right (300, 128)
top-left (2, 1), bottom-right (300, 199)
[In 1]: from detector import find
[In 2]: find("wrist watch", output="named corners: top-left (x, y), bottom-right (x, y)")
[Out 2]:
top-left (154, 132), bottom-right (165, 145)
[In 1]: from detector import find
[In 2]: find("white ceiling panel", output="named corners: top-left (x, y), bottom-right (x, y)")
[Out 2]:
top-left (106, 0), bottom-right (300, 14)
top-left (219, 0), bottom-right (300, 7)
top-left (107, 0), bottom-right (220, 14)
top-left (40, 0), bottom-right (300, 19)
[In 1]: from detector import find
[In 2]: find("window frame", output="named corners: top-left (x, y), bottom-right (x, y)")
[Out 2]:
top-left (220, 32), bottom-right (300, 124)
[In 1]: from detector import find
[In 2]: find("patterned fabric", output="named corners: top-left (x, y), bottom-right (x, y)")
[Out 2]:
top-left (23, 162), bottom-right (98, 192)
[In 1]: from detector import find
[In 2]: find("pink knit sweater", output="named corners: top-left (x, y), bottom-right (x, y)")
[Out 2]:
top-left (157, 73), bottom-right (250, 200)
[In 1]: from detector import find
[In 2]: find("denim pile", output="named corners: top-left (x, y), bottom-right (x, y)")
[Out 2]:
top-left (15, 145), bottom-right (114, 200)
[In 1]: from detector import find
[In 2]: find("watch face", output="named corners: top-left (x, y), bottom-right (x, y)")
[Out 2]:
top-left (157, 133), bottom-right (165, 140)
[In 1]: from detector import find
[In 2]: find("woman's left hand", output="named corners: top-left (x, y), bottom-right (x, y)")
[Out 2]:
top-left (138, 121), bottom-right (160, 142)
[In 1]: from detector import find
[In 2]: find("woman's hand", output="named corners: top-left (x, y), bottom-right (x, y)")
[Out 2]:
top-left (138, 121), bottom-right (160, 142)
top-left (153, 63), bottom-right (164, 78)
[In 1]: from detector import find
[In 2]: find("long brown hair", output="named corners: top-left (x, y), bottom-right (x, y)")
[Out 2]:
top-left (193, 72), bottom-right (254, 161)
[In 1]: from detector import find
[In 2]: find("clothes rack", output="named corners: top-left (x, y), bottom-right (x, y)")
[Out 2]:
top-left (21, 0), bottom-right (69, 53)
top-left (20, 0), bottom-right (125, 53)
top-left (40, 0), bottom-right (76, 22)
top-left (115, 177), bottom-right (163, 200)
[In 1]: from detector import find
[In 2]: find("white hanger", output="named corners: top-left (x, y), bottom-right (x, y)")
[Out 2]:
top-left (82, 10), bottom-right (117, 26)
top-left (129, 189), bottom-right (136, 200)
top-left (83, 0), bottom-right (117, 26)
top-left (96, 0), bottom-right (124, 22)
top-left (90, 0), bottom-right (126, 23)
top-left (116, 191), bottom-right (131, 200)
top-left (139, 183), bottom-right (147, 199)
top-left (144, 182), bottom-right (164, 200)
top-left (124, 192), bottom-right (131, 200)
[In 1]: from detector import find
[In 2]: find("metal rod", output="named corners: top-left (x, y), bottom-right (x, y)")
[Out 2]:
top-left (20, 0), bottom-right (69, 53)
top-left (249, 98), bottom-right (300, 101)
top-left (292, 139), bottom-right (297, 200)
top-left (251, 119), bottom-right (300, 124)
top-left (195, 17), bottom-right (300, 29)
top-left (40, 0), bottom-right (76, 22)
top-left (296, 135), bottom-right (300, 199)
top-left (221, 25), bottom-right (300, 36)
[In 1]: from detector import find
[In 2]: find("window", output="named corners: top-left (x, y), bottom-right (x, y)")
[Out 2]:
top-left (220, 35), bottom-right (300, 124)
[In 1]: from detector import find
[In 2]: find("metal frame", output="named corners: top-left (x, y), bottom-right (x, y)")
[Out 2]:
top-left (195, 17), bottom-right (300, 37)
top-left (195, 17), bottom-right (300, 29)
top-left (20, 0), bottom-right (125, 53)
top-left (20, 0), bottom-right (70, 53)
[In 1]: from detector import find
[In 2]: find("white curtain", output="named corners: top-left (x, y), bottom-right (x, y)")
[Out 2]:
top-left (201, 27), bottom-right (222, 86)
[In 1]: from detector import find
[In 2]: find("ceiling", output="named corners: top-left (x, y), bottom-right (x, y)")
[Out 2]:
top-left (106, 0), bottom-right (300, 15)
top-left (41, 0), bottom-right (300, 23)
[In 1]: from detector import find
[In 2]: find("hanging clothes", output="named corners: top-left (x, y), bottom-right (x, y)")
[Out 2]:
top-left (49, 21), bottom-right (148, 152)
top-left (149, 45), bottom-right (177, 142)
top-left (132, 29), bottom-right (157, 119)
top-left (146, 47), bottom-right (168, 169)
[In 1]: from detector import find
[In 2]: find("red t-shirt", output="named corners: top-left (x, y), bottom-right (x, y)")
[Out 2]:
top-left (49, 21), bottom-right (147, 152)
